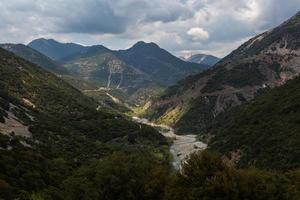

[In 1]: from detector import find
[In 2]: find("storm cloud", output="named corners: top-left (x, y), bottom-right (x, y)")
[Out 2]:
top-left (0, 0), bottom-right (300, 57)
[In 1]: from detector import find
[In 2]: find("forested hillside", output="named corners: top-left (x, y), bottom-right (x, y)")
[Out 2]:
top-left (0, 47), bottom-right (169, 199)
top-left (208, 76), bottom-right (300, 170)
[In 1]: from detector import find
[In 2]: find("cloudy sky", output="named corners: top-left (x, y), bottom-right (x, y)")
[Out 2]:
top-left (0, 0), bottom-right (300, 57)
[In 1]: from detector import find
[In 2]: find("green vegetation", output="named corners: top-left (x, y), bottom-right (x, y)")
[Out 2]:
top-left (116, 41), bottom-right (208, 86)
top-left (0, 48), bottom-right (170, 199)
top-left (1, 14), bottom-right (300, 198)
top-left (175, 96), bottom-right (218, 134)
top-left (0, 44), bottom-right (67, 74)
top-left (165, 151), bottom-right (300, 200)
top-left (63, 50), bottom-right (164, 106)
top-left (208, 76), bottom-right (300, 170)
top-left (27, 38), bottom-right (206, 107)
top-left (201, 62), bottom-right (267, 93)
top-left (55, 152), bottom-right (170, 200)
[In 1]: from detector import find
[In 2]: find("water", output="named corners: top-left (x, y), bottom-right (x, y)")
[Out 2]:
top-left (132, 117), bottom-right (207, 169)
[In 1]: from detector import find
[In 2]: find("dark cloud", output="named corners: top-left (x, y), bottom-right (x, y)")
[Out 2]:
top-left (0, 0), bottom-right (299, 57)
top-left (54, 0), bottom-right (127, 34)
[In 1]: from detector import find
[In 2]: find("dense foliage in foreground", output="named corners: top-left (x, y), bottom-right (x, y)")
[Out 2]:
top-left (165, 151), bottom-right (300, 200)
top-left (2, 151), bottom-right (298, 200)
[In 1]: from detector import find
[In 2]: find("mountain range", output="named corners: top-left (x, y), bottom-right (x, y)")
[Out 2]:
top-left (146, 11), bottom-right (300, 134)
top-left (181, 54), bottom-right (220, 66)
top-left (1, 8), bottom-right (300, 199)
top-left (2, 39), bottom-right (209, 106)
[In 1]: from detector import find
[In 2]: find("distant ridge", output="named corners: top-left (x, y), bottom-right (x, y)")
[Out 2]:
top-left (0, 43), bottom-right (67, 74)
top-left (27, 39), bottom-right (209, 105)
top-left (182, 54), bottom-right (220, 66)
top-left (28, 38), bottom-right (88, 61)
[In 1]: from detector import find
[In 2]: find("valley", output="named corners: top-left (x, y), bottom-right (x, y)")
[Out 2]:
top-left (0, 5), bottom-right (300, 199)
top-left (132, 117), bottom-right (207, 169)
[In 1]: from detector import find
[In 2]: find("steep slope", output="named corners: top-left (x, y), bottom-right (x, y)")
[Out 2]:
top-left (183, 54), bottom-right (220, 66)
top-left (61, 44), bottom-right (161, 105)
top-left (0, 44), bottom-right (129, 112)
top-left (116, 41), bottom-right (209, 86)
top-left (0, 47), bottom-right (168, 198)
top-left (0, 44), bottom-right (67, 74)
top-left (29, 39), bottom-right (207, 105)
top-left (208, 76), bottom-right (300, 170)
top-left (147, 11), bottom-right (300, 134)
top-left (62, 45), bottom-right (156, 95)
top-left (63, 75), bottom-right (131, 113)
top-left (28, 38), bottom-right (88, 61)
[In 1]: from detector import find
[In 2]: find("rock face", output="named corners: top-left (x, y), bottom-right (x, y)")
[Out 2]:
top-left (147, 11), bottom-right (300, 134)
top-left (62, 46), bottom-right (154, 96)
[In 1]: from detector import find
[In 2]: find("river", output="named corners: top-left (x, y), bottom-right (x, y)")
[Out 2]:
top-left (132, 117), bottom-right (207, 169)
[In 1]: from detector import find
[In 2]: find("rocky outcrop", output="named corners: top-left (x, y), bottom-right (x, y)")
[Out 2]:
top-left (147, 11), bottom-right (300, 134)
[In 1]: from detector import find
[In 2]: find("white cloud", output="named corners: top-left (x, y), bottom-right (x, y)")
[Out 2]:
top-left (187, 27), bottom-right (209, 41)
top-left (0, 0), bottom-right (299, 57)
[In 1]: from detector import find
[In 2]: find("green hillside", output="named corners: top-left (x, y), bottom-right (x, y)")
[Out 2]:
top-left (0, 47), bottom-right (169, 199)
top-left (208, 76), bottom-right (300, 170)
top-left (0, 44), bottom-right (67, 74)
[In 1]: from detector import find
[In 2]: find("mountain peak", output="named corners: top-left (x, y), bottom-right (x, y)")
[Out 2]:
top-left (182, 53), bottom-right (220, 66)
top-left (28, 38), bottom-right (86, 61)
top-left (131, 41), bottom-right (160, 50)
top-left (28, 38), bottom-right (58, 46)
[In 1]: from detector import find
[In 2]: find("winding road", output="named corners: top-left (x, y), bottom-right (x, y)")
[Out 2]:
top-left (132, 117), bottom-right (207, 169)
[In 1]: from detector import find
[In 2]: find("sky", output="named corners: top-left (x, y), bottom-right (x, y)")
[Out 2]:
top-left (0, 0), bottom-right (300, 57)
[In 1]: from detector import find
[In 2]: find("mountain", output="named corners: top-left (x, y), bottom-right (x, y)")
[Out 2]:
top-left (29, 39), bottom-right (208, 105)
top-left (146, 11), bottom-right (300, 134)
top-left (0, 43), bottom-right (67, 74)
top-left (28, 38), bottom-right (88, 61)
top-left (60, 43), bottom-right (160, 106)
top-left (182, 54), bottom-right (220, 66)
top-left (0, 47), bottom-right (168, 198)
top-left (116, 41), bottom-right (210, 86)
top-left (208, 76), bottom-right (300, 170)
top-left (0, 44), bottom-right (129, 111)
top-left (62, 44), bottom-right (155, 94)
